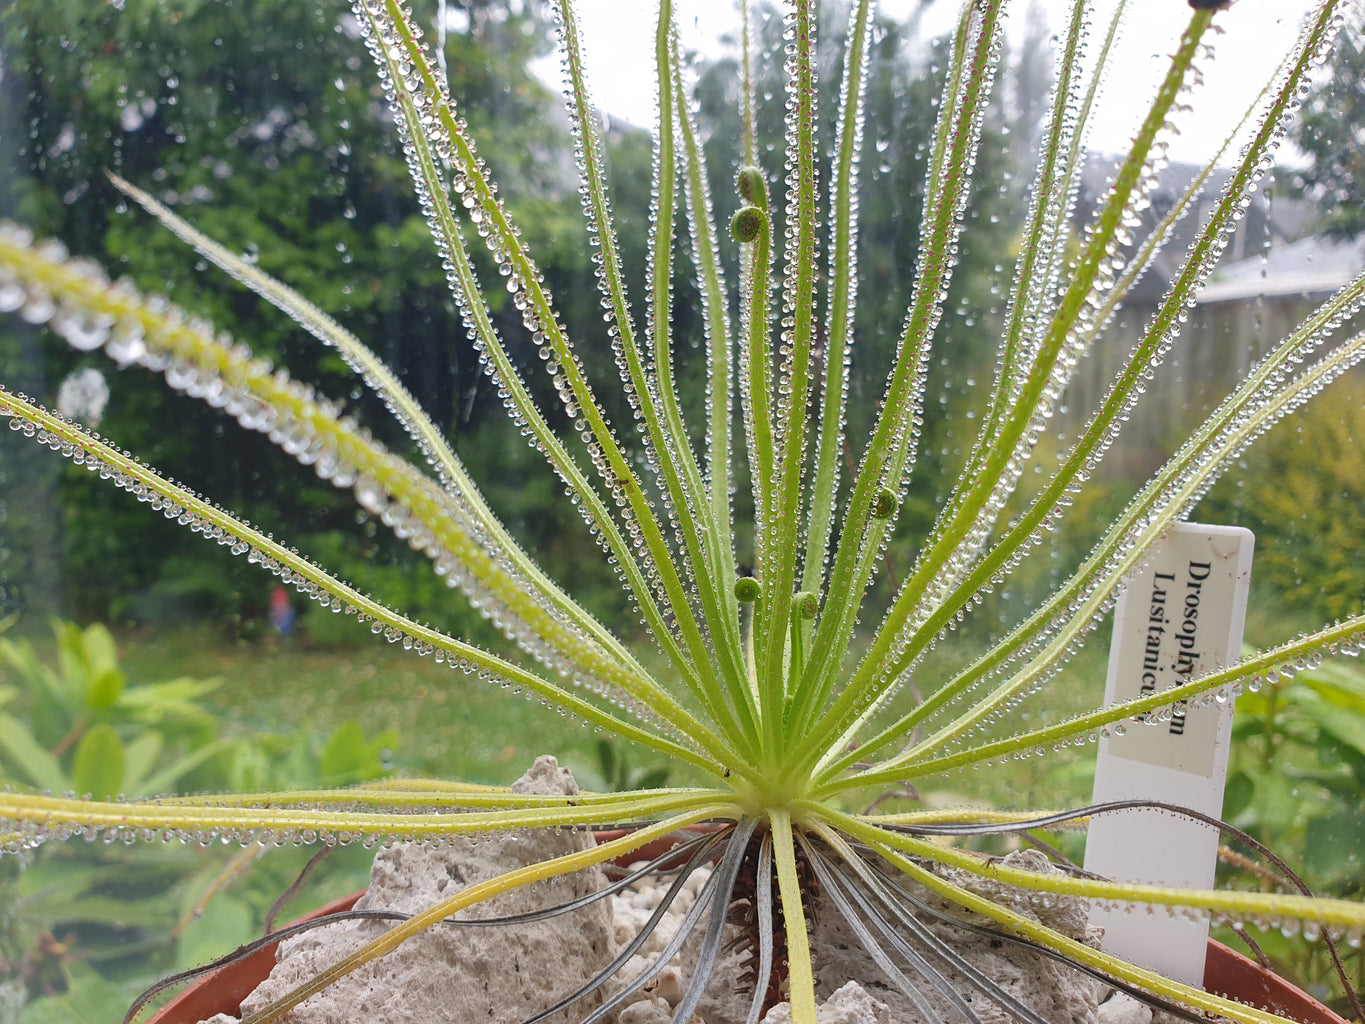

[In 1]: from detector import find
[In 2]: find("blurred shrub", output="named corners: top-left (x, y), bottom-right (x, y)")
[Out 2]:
top-left (1219, 655), bottom-right (1365, 1009)
top-left (0, 621), bottom-right (396, 1017)
top-left (1199, 374), bottom-right (1365, 623)
top-left (0, 621), bottom-right (228, 799)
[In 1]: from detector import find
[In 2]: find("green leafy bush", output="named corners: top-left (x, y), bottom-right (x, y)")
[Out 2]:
top-left (0, 622), bottom-right (395, 1018)
top-left (1200, 375), bottom-right (1365, 625)
top-left (0, 621), bottom-right (229, 800)
top-left (1221, 656), bottom-right (1365, 1008)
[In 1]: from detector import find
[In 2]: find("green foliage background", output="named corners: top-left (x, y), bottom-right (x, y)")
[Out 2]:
top-left (0, 0), bottom-right (637, 633)
top-left (1199, 376), bottom-right (1365, 626)
top-left (0, 0), bottom-right (1030, 634)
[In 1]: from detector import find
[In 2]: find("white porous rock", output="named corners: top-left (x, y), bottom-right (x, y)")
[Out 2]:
top-left (617, 995), bottom-right (675, 1024)
top-left (607, 864), bottom-right (710, 1021)
top-left (614, 954), bottom-right (687, 1004)
top-left (642, 963), bottom-right (686, 1006)
top-left (1098, 991), bottom-right (1155, 1024)
top-left (807, 847), bottom-right (1105, 1024)
top-left (228, 756), bottom-right (614, 1024)
top-left (762, 981), bottom-right (896, 1024)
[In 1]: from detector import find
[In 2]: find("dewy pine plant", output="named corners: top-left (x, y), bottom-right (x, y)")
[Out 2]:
top-left (1, 0), bottom-right (1364, 1021)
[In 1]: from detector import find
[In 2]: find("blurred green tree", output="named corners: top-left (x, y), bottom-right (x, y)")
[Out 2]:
top-left (1198, 376), bottom-right (1365, 625)
top-left (0, 0), bottom-right (631, 627)
top-left (1291, 20), bottom-right (1365, 238)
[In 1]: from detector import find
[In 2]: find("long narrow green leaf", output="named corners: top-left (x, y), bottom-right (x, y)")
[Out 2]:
top-left (732, 5), bottom-right (776, 592)
top-left (0, 384), bottom-right (735, 779)
top-left (0, 788), bottom-right (732, 853)
top-left (671, 35), bottom-right (747, 697)
top-left (736, 174), bottom-right (777, 584)
top-left (162, 784), bottom-right (690, 810)
top-left (646, 1), bottom-right (759, 740)
top-left (769, 809), bottom-right (817, 1022)
top-left (106, 172), bottom-right (657, 696)
top-left (356, 0), bottom-right (753, 747)
top-left (801, 0), bottom-right (873, 596)
top-left (755, 0), bottom-right (821, 734)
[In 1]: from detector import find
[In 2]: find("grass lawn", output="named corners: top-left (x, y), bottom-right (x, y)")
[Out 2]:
top-left (111, 620), bottom-right (644, 790)
top-left (112, 610), bottom-right (1113, 815)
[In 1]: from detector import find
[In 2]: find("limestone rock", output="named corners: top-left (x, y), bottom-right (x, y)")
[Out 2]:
top-left (230, 755), bottom-right (614, 1024)
top-left (618, 995), bottom-right (674, 1024)
top-left (1098, 991), bottom-right (1155, 1024)
top-left (762, 981), bottom-right (896, 1024)
top-left (204, 779), bottom-right (1109, 1024)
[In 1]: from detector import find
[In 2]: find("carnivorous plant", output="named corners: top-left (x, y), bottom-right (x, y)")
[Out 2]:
top-left (1, 0), bottom-right (1364, 1021)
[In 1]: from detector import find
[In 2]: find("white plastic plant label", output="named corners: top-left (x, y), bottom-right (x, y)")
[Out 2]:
top-left (1084, 522), bottom-right (1253, 987)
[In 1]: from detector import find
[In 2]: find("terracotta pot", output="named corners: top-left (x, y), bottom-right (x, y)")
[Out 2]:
top-left (1204, 939), bottom-right (1349, 1024)
top-left (146, 891), bottom-right (363, 1024)
top-left (146, 895), bottom-right (1349, 1024)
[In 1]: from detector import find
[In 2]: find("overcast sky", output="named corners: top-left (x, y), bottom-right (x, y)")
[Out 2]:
top-left (567, 0), bottom-right (1323, 166)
